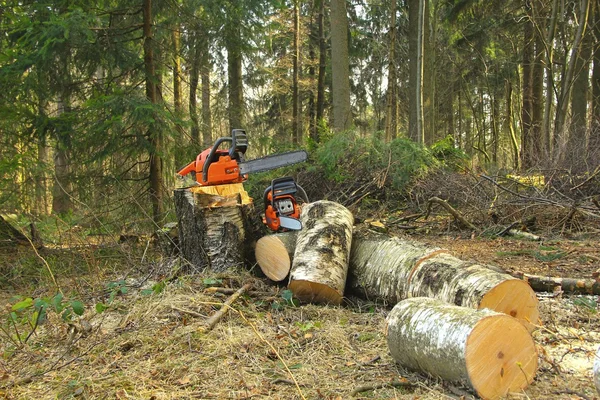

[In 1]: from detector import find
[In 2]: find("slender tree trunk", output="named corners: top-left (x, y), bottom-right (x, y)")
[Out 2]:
top-left (36, 135), bottom-right (49, 216)
top-left (553, 0), bottom-right (590, 159)
top-left (506, 80), bottom-right (520, 169)
top-left (543, 0), bottom-right (559, 155)
top-left (173, 29), bottom-right (183, 114)
top-left (201, 37), bottom-right (212, 147)
top-left (52, 93), bottom-right (72, 215)
top-left (330, 0), bottom-right (352, 131)
top-left (316, 0), bottom-right (326, 140)
top-left (408, 0), bottom-right (425, 143)
top-left (143, 0), bottom-right (164, 224)
top-left (385, 0), bottom-right (397, 143)
top-left (292, 0), bottom-right (301, 145)
top-left (593, 0), bottom-right (600, 127)
top-left (569, 25), bottom-right (592, 138)
top-left (226, 26), bottom-right (244, 131)
top-left (532, 32), bottom-right (545, 162)
top-left (189, 35), bottom-right (201, 146)
top-left (521, 1), bottom-right (534, 169)
top-left (308, 2), bottom-right (317, 143)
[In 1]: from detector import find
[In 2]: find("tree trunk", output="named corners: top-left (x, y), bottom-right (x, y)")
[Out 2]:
top-left (52, 90), bottom-right (73, 216)
top-left (172, 29), bottom-right (183, 114)
top-left (226, 26), bottom-right (244, 131)
top-left (189, 35), bottom-right (201, 146)
top-left (385, 0), bottom-right (397, 143)
top-left (349, 233), bottom-right (539, 330)
top-left (521, 2), bottom-right (534, 169)
top-left (173, 184), bottom-right (262, 273)
top-left (292, 0), bottom-right (301, 145)
top-left (568, 22), bottom-right (592, 155)
top-left (506, 80), bottom-right (520, 169)
top-left (553, 0), bottom-right (590, 159)
top-left (201, 36), bottom-right (212, 147)
top-left (288, 201), bottom-right (354, 305)
top-left (315, 0), bottom-right (326, 140)
top-left (386, 297), bottom-right (538, 400)
top-left (408, 0), bottom-right (425, 143)
top-left (543, 0), bottom-right (559, 155)
top-left (143, 0), bottom-right (164, 224)
top-left (532, 30), bottom-right (545, 161)
top-left (593, 0), bottom-right (600, 128)
top-left (255, 231), bottom-right (298, 281)
top-left (330, 0), bottom-right (352, 131)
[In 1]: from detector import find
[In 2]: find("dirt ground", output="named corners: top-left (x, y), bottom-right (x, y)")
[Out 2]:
top-left (0, 228), bottom-right (599, 400)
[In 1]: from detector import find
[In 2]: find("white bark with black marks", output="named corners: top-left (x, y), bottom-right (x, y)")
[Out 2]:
top-left (349, 233), bottom-right (539, 330)
top-left (386, 297), bottom-right (538, 400)
top-left (288, 201), bottom-right (353, 304)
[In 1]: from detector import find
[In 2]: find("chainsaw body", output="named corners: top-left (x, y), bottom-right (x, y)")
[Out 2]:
top-left (177, 129), bottom-right (249, 186)
top-left (178, 129), bottom-right (308, 187)
top-left (263, 177), bottom-right (308, 232)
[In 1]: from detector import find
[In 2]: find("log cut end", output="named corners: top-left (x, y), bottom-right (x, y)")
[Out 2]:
top-left (479, 279), bottom-right (540, 331)
top-left (288, 279), bottom-right (343, 305)
top-left (255, 235), bottom-right (292, 281)
top-left (465, 314), bottom-right (538, 400)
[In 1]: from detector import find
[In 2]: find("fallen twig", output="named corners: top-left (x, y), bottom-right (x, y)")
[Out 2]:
top-left (425, 196), bottom-right (478, 231)
top-left (203, 283), bottom-right (252, 332)
top-left (512, 271), bottom-right (600, 295)
top-left (170, 305), bottom-right (207, 319)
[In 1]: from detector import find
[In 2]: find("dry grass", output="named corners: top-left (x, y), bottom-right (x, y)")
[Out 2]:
top-left (1, 236), bottom-right (599, 400)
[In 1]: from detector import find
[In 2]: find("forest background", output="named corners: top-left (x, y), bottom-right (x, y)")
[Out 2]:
top-left (1, 0), bottom-right (599, 229)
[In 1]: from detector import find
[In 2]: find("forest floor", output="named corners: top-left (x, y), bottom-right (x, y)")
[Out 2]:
top-left (0, 216), bottom-right (599, 400)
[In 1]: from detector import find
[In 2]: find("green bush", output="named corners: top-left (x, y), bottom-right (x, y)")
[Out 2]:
top-left (315, 131), bottom-right (438, 192)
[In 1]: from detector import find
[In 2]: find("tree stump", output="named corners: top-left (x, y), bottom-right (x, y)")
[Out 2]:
top-left (349, 233), bottom-right (539, 330)
top-left (288, 200), bottom-right (354, 305)
top-left (173, 183), bottom-right (263, 273)
top-left (386, 297), bottom-right (538, 400)
top-left (254, 231), bottom-right (297, 281)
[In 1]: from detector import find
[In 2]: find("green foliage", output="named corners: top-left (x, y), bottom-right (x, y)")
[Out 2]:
top-left (315, 131), bottom-right (438, 192)
top-left (1, 292), bottom-right (85, 346)
top-left (430, 136), bottom-right (469, 169)
top-left (572, 297), bottom-right (597, 314)
top-left (95, 280), bottom-right (129, 314)
top-left (271, 289), bottom-right (299, 310)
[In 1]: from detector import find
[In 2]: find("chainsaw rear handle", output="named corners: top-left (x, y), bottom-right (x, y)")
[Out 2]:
top-left (263, 177), bottom-right (309, 207)
top-left (202, 129), bottom-right (248, 183)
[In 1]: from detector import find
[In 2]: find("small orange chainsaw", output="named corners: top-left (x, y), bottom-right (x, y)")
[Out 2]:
top-left (177, 129), bottom-right (308, 186)
top-left (263, 177), bottom-right (309, 231)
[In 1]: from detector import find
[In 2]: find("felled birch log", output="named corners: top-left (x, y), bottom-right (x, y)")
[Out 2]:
top-left (386, 297), bottom-right (538, 400)
top-left (349, 233), bottom-right (539, 330)
top-left (174, 183), bottom-right (263, 273)
top-left (288, 201), bottom-right (353, 305)
top-left (254, 231), bottom-right (297, 281)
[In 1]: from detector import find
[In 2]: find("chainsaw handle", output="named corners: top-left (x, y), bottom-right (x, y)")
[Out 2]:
top-left (202, 130), bottom-right (248, 183)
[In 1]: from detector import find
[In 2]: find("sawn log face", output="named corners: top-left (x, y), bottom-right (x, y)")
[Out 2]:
top-left (386, 297), bottom-right (538, 400)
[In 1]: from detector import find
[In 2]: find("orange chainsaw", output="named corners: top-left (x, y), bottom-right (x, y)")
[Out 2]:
top-left (177, 129), bottom-right (308, 186)
top-left (263, 177), bottom-right (309, 231)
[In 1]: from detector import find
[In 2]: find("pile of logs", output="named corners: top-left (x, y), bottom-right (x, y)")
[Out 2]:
top-left (173, 187), bottom-right (540, 399)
